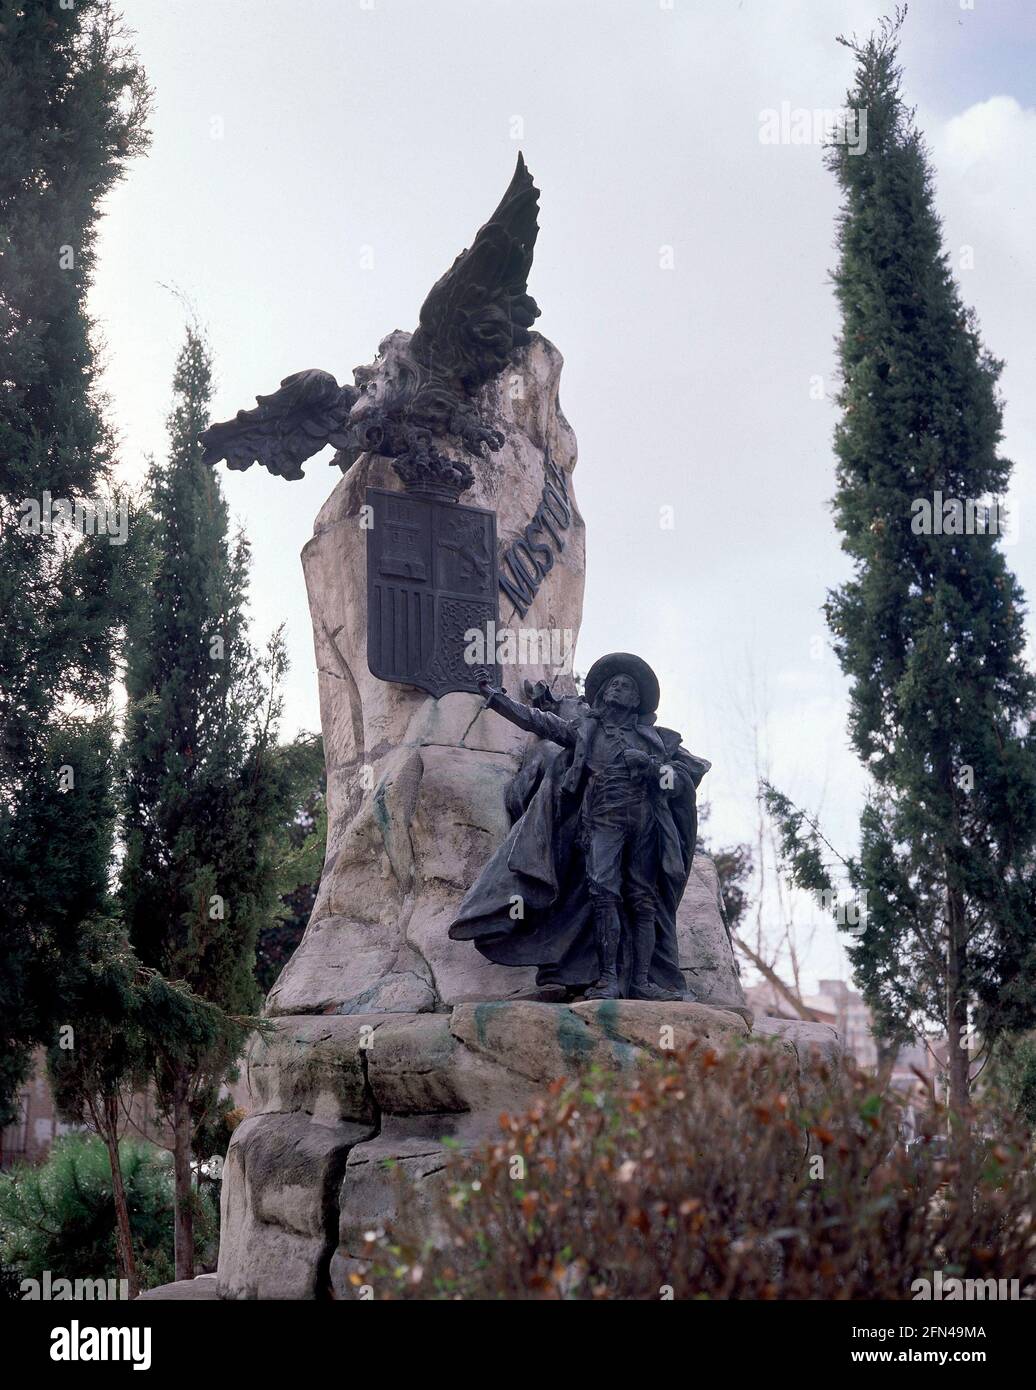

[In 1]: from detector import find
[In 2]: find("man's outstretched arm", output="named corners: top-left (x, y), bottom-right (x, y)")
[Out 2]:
top-left (476, 674), bottom-right (578, 747)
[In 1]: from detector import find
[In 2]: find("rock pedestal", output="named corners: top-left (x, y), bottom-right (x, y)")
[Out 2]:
top-left (215, 330), bottom-right (832, 1299)
top-left (268, 333), bottom-right (584, 1019)
top-left (217, 997), bottom-right (838, 1300)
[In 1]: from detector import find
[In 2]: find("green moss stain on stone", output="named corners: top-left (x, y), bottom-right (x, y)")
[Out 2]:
top-left (556, 1008), bottom-right (597, 1067)
top-left (372, 782), bottom-right (390, 835)
top-left (473, 1001), bottom-right (508, 1047)
top-left (593, 999), bottom-right (623, 1043)
top-left (582, 1000), bottom-right (639, 1070)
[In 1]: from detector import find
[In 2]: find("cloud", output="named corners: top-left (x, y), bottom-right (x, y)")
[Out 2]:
top-left (937, 95), bottom-right (1036, 187)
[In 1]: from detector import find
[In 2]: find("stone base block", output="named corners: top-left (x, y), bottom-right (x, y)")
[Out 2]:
top-left (217, 1112), bottom-right (375, 1300)
top-left (216, 1000), bottom-right (840, 1298)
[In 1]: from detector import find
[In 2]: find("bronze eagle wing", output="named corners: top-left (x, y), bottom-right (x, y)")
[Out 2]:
top-left (199, 369), bottom-right (359, 481)
top-left (409, 152), bottom-right (541, 390)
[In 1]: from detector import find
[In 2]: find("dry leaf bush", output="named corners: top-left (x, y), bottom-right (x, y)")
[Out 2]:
top-left (358, 1038), bottom-right (1035, 1300)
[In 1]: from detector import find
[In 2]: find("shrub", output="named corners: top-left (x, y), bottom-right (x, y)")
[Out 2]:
top-left (0, 1133), bottom-right (218, 1295)
top-left (360, 1040), bottom-right (1035, 1300)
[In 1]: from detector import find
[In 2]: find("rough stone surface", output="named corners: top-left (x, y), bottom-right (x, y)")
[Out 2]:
top-left (246, 1015), bottom-right (382, 1125)
top-left (217, 1111), bottom-right (374, 1300)
top-left (137, 1274), bottom-right (219, 1301)
top-left (676, 854), bottom-right (748, 1013)
top-left (570, 998), bottom-right (749, 1052)
top-left (751, 1014), bottom-right (843, 1108)
top-left (334, 1128), bottom-right (459, 1283)
top-left (450, 998), bottom-right (748, 1086)
top-left (751, 1014), bottom-right (842, 1068)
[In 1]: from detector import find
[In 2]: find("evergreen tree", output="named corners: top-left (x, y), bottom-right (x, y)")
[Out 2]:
top-left (712, 842), bottom-right (752, 939)
top-left (766, 13), bottom-right (1036, 1114)
top-left (49, 915), bottom-right (240, 1298)
top-left (0, 1132), bottom-right (219, 1294)
top-left (256, 747), bottom-right (326, 994)
top-left (122, 328), bottom-right (308, 1279)
top-left (0, 0), bottom-right (150, 1122)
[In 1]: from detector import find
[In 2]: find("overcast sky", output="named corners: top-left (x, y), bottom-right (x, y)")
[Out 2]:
top-left (90, 0), bottom-right (1036, 993)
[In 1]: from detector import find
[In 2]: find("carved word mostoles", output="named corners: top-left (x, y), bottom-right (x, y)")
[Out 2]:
top-left (499, 455), bottom-right (571, 616)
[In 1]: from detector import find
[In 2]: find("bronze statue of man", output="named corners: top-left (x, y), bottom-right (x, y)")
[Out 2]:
top-left (449, 653), bottom-right (710, 1001)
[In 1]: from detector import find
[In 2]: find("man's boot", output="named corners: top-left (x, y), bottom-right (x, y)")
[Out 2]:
top-left (584, 901), bottom-right (622, 999)
top-left (628, 913), bottom-right (684, 1002)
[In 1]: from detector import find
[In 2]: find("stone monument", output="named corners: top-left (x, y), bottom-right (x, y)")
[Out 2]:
top-left (201, 157), bottom-right (837, 1300)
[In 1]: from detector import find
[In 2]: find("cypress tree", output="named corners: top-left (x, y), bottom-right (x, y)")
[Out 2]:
top-left (256, 751), bottom-right (325, 993)
top-left (123, 328), bottom-right (307, 1279)
top-left (767, 12), bottom-right (1036, 1114)
top-left (0, 0), bottom-right (151, 1121)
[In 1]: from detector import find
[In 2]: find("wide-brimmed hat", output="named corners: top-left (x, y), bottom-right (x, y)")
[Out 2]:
top-left (584, 652), bottom-right (660, 715)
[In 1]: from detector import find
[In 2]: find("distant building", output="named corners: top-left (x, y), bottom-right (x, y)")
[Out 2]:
top-left (1, 1047), bottom-right (251, 1170)
top-left (812, 979), bottom-right (879, 1071)
top-left (0, 1048), bottom-right (172, 1170)
top-left (745, 976), bottom-right (940, 1106)
top-left (0, 1050), bottom-right (78, 1169)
